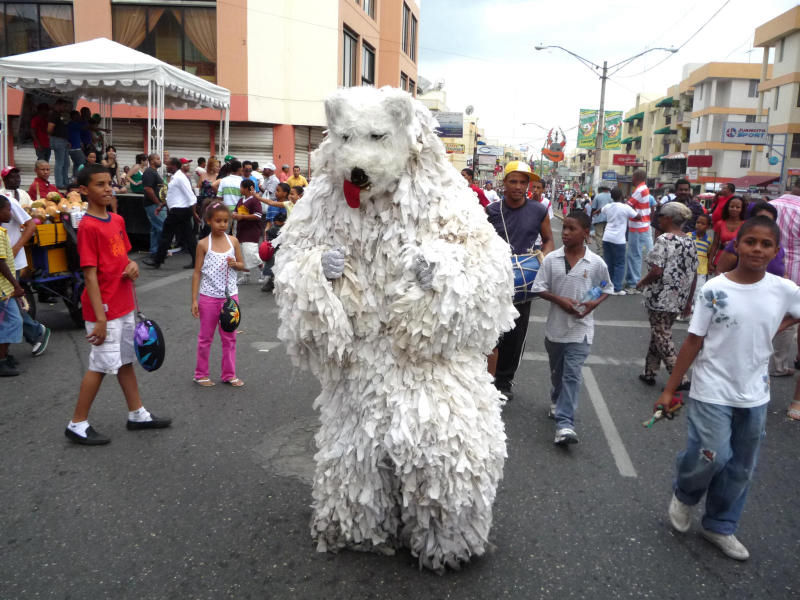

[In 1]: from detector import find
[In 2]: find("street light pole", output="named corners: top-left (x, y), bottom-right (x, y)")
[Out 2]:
top-left (533, 44), bottom-right (677, 190)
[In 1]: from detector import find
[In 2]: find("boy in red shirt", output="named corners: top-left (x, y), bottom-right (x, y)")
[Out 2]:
top-left (27, 160), bottom-right (60, 199)
top-left (66, 164), bottom-right (171, 445)
top-left (232, 178), bottom-right (263, 284)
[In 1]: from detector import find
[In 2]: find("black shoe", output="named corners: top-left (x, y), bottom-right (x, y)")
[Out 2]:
top-left (261, 278), bottom-right (274, 293)
top-left (142, 258), bottom-right (160, 269)
top-left (183, 263), bottom-right (195, 269)
top-left (65, 425), bottom-right (110, 445)
top-left (126, 413), bottom-right (172, 430)
top-left (495, 382), bottom-right (514, 402)
top-left (639, 374), bottom-right (656, 386)
top-left (6, 354), bottom-right (18, 368)
top-left (0, 358), bottom-right (19, 377)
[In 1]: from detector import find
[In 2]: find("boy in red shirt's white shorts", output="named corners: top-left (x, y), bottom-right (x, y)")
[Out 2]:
top-left (65, 164), bottom-right (171, 445)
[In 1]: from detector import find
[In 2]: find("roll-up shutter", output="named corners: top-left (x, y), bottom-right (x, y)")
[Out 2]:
top-left (294, 126), bottom-right (310, 174)
top-left (110, 120), bottom-right (146, 173)
top-left (223, 123), bottom-right (273, 168)
top-left (9, 117), bottom-right (38, 188)
top-left (309, 127), bottom-right (325, 176)
top-left (164, 121), bottom-right (214, 165)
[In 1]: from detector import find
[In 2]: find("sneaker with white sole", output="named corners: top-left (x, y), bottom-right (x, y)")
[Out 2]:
top-left (554, 427), bottom-right (579, 445)
top-left (31, 326), bottom-right (51, 357)
top-left (668, 493), bottom-right (692, 533)
top-left (700, 529), bottom-right (749, 561)
top-left (547, 403), bottom-right (556, 419)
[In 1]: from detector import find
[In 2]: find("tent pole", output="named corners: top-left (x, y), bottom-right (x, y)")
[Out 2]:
top-left (147, 82), bottom-right (152, 155)
top-left (0, 77), bottom-right (7, 168)
top-left (223, 106), bottom-right (230, 158)
top-left (157, 84), bottom-right (164, 172)
top-left (218, 110), bottom-right (223, 157)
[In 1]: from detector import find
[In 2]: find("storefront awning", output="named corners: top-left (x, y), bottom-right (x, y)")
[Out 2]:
top-left (654, 127), bottom-right (677, 134)
top-left (629, 136), bottom-right (642, 143)
top-left (655, 97), bottom-right (674, 108)
top-left (621, 137), bottom-right (633, 144)
top-left (653, 155), bottom-right (665, 161)
top-left (664, 152), bottom-right (686, 160)
top-left (623, 112), bottom-right (644, 123)
top-left (728, 174), bottom-right (780, 189)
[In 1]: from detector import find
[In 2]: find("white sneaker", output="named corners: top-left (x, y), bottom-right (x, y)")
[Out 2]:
top-left (700, 529), bottom-right (750, 561)
top-left (554, 428), bottom-right (579, 445)
top-left (668, 493), bottom-right (692, 533)
top-left (611, 290), bottom-right (627, 296)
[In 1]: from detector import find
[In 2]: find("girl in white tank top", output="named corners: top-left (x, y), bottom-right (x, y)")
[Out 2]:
top-left (191, 202), bottom-right (248, 387)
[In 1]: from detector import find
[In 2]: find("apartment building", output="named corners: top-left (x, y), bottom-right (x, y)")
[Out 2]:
top-left (1, 0), bottom-right (419, 181)
top-left (755, 5), bottom-right (800, 189)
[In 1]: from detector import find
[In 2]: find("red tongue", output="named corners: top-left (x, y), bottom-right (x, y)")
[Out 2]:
top-left (343, 180), bottom-right (361, 208)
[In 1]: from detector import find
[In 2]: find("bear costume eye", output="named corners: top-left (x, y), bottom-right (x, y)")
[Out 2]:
top-left (341, 134), bottom-right (350, 142)
top-left (371, 133), bottom-right (387, 141)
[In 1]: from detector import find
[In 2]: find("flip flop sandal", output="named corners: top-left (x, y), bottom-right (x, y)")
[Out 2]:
top-left (193, 378), bottom-right (215, 387)
top-left (223, 378), bottom-right (245, 387)
top-left (787, 404), bottom-right (800, 421)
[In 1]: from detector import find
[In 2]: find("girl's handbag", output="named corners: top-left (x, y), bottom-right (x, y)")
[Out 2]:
top-left (133, 287), bottom-right (166, 372)
top-left (219, 264), bottom-right (241, 333)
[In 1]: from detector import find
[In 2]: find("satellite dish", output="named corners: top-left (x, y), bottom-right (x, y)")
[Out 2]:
top-left (465, 105), bottom-right (474, 115)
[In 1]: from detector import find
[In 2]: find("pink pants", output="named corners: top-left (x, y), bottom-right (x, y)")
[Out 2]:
top-left (194, 293), bottom-right (238, 381)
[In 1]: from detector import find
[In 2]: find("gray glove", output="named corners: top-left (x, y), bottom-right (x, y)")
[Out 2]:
top-left (414, 256), bottom-right (434, 290)
top-left (321, 247), bottom-right (346, 280)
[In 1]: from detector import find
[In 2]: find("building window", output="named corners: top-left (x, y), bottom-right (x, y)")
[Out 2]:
top-left (695, 118), bottom-right (700, 134)
top-left (740, 150), bottom-right (751, 169)
top-left (363, 0), bottom-right (375, 19)
top-left (0, 3), bottom-right (74, 57)
top-left (410, 14), bottom-right (417, 62)
top-left (748, 79), bottom-right (759, 97)
top-left (400, 72), bottom-right (408, 91)
top-left (778, 38), bottom-right (785, 62)
top-left (665, 115), bottom-right (671, 125)
top-left (791, 134), bottom-right (800, 159)
top-left (342, 27), bottom-right (358, 87)
top-left (745, 114), bottom-right (756, 123)
top-left (402, 3), bottom-right (410, 55)
top-left (698, 83), bottom-right (703, 101)
top-left (361, 42), bottom-right (375, 86)
top-left (408, 78), bottom-right (416, 96)
top-left (112, 5), bottom-right (217, 82)
top-left (796, 83), bottom-right (800, 107)
top-left (774, 86), bottom-right (780, 110)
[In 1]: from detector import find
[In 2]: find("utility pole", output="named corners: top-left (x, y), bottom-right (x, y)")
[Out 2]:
top-left (594, 60), bottom-right (608, 190)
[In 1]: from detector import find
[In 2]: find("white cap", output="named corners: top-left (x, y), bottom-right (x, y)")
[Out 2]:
top-left (264, 162), bottom-right (276, 171)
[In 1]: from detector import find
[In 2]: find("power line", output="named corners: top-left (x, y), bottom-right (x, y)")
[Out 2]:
top-left (617, 0), bottom-right (731, 78)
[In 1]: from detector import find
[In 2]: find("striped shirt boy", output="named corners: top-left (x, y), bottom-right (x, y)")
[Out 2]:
top-left (689, 231), bottom-right (712, 276)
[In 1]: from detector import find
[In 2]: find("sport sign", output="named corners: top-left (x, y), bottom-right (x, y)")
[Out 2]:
top-left (721, 122), bottom-right (768, 144)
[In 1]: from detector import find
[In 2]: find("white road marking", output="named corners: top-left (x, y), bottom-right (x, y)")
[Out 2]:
top-left (252, 341), bottom-right (281, 352)
top-left (582, 367), bottom-right (638, 478)
top-left (135, 270), bottom-right (193, 292)
top-left (528, 315), bottom-right (687, 329)
top-left (522, 351), bottom-right (644, 366)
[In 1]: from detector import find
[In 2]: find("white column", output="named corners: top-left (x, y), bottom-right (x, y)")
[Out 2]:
top-left (0, 77), bottom-right (7, 169)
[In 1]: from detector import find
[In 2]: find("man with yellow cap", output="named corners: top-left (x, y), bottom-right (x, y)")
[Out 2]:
top-left (486, 161), bottom-right (554, 400)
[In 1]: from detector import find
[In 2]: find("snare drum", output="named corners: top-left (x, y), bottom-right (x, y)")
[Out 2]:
top-left (511, 253), bottom-right (541, 304)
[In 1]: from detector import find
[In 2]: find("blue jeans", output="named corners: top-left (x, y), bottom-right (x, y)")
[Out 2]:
top-left (674, 399), bottom-right (767, 535)
top-left (544, 337), bottom-right (591, 430)
top-left (624, 229), bottom-right (653, 287)
top-left (50, 136), bottom-right (70, 189)
top-left (21, 309), bottom-right (44, 346)
top-left (602, 241), bottom-right (626, 292)
top-left (68, 148), bottom-right (86, 180)
top-left (144, 203), bottom-right (166, 256)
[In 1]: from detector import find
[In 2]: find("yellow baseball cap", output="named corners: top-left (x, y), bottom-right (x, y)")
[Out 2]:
top-left (503, 160), bottom-right (540, 182)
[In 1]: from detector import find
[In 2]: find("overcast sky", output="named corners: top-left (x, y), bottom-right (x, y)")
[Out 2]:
top-left (418, 0), bottom-right (797, 151)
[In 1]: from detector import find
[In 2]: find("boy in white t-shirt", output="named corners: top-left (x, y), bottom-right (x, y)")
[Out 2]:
top-left (660, 215), bottom-right (800, 561)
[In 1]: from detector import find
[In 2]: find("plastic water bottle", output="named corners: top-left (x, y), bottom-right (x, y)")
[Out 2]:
top-left (575, 280), bottom-right (608, 314)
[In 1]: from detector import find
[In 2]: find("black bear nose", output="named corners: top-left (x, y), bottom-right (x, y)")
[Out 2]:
top-left (350, 167), bottom-right (369, 188)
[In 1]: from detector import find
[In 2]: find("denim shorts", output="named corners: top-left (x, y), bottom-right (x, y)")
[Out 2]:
top-left (0, 298), bottom-right (23, 344)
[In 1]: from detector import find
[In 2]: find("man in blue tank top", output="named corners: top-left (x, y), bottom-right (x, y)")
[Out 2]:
top-left (486, 161), bottom-right (554, 401)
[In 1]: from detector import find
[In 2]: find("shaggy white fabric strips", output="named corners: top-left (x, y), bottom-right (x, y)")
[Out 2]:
top-left (274, 86), bottom-right (517, 572)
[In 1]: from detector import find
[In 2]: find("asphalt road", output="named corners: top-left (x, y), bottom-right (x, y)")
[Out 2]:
top-left (2, 220), bottom-right (799, 599)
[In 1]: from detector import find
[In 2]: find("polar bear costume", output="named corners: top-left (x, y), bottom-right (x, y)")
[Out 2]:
top-left (274, 86), bottom-right (518, 572)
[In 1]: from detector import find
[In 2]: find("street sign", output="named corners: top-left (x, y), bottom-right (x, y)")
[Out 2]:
top-left (721, 122), bottom-right (768, 145)
top-left (444, 143), bottom-right (465, 154)
top-left (476, 145), bottom-right (504, 156)
top-left (434, 112), bottom-right (464, 138)
top-left (686, 167), bottom-right (698, 180)
top-left (477, 154), bottom-right (496, 166)
top-left (602, 170), bottom-right (617, 181)
top-left (687, 155), bottom-right (712, 167)
top-left (612, 154), bottom-right (638, 166)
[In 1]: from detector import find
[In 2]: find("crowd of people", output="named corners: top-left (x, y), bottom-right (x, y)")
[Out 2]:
top-left (3, 137), bottom-right (800, 563)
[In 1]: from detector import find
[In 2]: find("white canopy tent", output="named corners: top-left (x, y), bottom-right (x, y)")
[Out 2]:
top-left (0, 37), bottom-right (230, 168)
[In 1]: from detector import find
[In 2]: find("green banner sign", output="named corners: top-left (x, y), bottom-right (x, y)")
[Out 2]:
top-left (603, 111), bottom-right (623, 150)
top-left (577, 109), bottom-right (598, 149)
